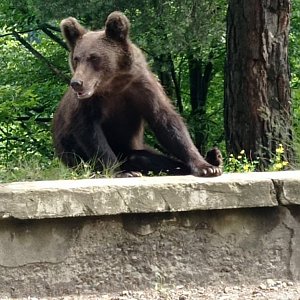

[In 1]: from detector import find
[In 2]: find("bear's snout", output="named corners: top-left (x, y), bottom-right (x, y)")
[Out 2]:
top-left (70, 79), bottom-right (83, 92)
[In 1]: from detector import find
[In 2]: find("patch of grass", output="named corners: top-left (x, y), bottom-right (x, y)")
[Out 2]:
top-left (0, 157), bottom-right (123, 183)
top-left (1, 158), bottom-right (67, 183)
top-left (0, 143), bottom-right (297, 183)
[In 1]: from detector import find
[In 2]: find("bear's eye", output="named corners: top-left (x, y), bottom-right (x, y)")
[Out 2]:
top-left (73, 56), bottom-right (80, 63)
top-left (89, 55), bottom-right (101, 62)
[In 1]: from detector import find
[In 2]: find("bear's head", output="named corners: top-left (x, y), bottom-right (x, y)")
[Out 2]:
top-left (61, 11), bottom-right (132, 99)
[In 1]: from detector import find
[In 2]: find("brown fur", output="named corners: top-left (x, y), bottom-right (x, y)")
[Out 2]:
top-left (53, 11), bottom-right (222, 177)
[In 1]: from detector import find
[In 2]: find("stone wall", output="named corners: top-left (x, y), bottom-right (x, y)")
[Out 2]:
top-left (0, 171), bottom-right (299, 298)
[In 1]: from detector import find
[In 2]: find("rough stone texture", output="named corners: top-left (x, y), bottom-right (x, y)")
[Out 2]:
top-left (2, 171), bottom-right (300, 220)
top-left (0, 171), bottom-right (300, 298)
top-left (0, 207), bottom-right (300, 298)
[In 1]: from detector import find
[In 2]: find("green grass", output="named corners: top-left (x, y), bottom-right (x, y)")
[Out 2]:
top-left (0, 146), bottom-right (299, 183)
top-left (0, 157), bottom-right (122, 183)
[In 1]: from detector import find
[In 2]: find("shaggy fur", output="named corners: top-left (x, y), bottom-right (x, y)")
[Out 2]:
top-left (53, 11), bottom-right (222, 177)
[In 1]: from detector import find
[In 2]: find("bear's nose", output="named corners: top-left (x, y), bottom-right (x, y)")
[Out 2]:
top-left (70, 79), bottom-right (83, 91)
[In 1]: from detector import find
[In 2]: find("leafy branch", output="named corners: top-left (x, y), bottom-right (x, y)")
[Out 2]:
top-left (40, 24), bottom-right (68, 50)
top-left (12, 30), bottom-right (69, 83)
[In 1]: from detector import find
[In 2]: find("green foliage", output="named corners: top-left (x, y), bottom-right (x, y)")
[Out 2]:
top-left (0, 0), bottom-right (299, 183)
top-left (268, 144), bottom-right (289, 171)
top-left (0, 156), bottom-right (124, 183)
top-left (0, 1), bottom-right (227, 165)
top-left (290, 0), bottom-right (300, 160)
top-left (1, 157), bottom-right (67, 182)
top-left (224, 150), bottom-right (259, 173)
top-left (224, 144), bottom-right (289, 173)
top-left (0, 30), bottom-right (68, 164)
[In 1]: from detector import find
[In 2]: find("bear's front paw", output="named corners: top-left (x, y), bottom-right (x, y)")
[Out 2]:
top-left (190, 162), bottom-right (222, 177)
top-left (189, 147), bottom-right (223, 177)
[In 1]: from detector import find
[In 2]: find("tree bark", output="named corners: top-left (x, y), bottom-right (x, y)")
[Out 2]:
top-left (225, 0), bottom-right (293, 166)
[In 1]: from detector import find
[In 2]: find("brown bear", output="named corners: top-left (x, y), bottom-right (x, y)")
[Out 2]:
top-left (53, 11), bottom-right (222, 177)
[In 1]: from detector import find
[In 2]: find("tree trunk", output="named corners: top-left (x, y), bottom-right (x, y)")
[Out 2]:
top-left (189, 57), bottom-right (213, 113)
top-left (153, 55), bottom-right (183, 112)
top-left (189, 56), bottom-right (213, 153)
top-left (154, 55), bottom-right (174, 98)
top-left (225, 0), bottom-right (293, 166)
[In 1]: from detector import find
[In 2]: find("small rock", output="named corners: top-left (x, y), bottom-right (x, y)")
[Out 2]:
top-left (120, 291), bottom-right (130, 296)
top-left (252, 290), bottom-right (262, 295)
top-left (176, 285), bottom-right (184, 289)
top-left (266, 279), bottom-right (276, 287)
top-left (259, 283), bottom-right (267, 290)
top-left (219, 296), bottom-right (231, 300)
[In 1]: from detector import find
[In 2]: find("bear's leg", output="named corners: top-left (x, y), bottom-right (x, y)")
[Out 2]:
top-left (122, 149), bottom-right (190, 176)
top-left (128, 83), bottom-right (222, 177)
top-left (56, 122), bottom-right (120, 171)
top-left (121, 148), bottom-right (222, 176)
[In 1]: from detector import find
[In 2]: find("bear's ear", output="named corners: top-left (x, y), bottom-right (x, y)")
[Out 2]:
top-left (105, 11), bottom-right (130, 42)
top-left (60, 17), bottom-right (87, 50)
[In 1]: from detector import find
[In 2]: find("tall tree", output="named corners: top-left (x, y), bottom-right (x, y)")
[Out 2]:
top-left (225, 0), bottom-right (293, 166)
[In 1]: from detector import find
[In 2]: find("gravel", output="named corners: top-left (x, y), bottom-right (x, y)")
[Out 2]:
top-left (10, 280), bottom-right (300, 300)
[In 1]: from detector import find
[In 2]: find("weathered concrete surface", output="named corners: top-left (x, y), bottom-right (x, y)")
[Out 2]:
top-left (0, 171), bottom-right (300, 298)
top-left (0, 207), bottom-right (300, 298)
top-left (1, 171), bottom-right (300, 220)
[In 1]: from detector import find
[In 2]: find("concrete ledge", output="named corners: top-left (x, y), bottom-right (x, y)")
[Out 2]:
top-left (1, 171), bottom-right (300, 298)
top-left (0, 171), bottom-right (299, 220)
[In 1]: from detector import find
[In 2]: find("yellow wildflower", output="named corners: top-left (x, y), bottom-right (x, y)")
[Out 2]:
top-left (243, 164), bottom-right (250, 172)
top-left (276, 144), bottom-right (284, 154)
top-left (274, 163), bottom-right (283, 170)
